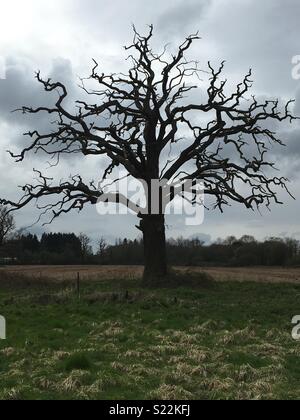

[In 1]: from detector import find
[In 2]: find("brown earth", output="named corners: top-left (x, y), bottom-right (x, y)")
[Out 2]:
top-left (1, 265), bottom-right (300, 284)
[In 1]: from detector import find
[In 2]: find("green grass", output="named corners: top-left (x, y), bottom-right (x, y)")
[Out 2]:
top-left (0, 275), bottom-right (300, 400)
top-left (63, 353), bottom-right (93, 372)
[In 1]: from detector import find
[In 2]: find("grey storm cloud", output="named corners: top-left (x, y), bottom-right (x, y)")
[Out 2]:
top-left (199, 0), bottom-right (300, 96)
top-left (0, 61), bottom-right (42, 120)
top-left (0, 0), bottom-right (300, 242)
top-left (0, 58), bottom-right (75, 132)
top-left (294, 87), bottom-right (300, 116)
top-left (0, 57), bottom-right (96, 170)
top-left (280, 128), bottom-right (300, 158)
top-left (156, 0), bottom-right (212, 37)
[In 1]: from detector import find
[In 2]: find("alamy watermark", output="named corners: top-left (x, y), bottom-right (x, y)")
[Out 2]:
top-left (0, 56), bottom-right (6, 80)
top-left (96, 175), bottom-right (205, 226)
top-left (292, 56), bottom-right (300, 80)
top-left (0, 316), bottom-right (6, 340)
top-left (292, 316), bottom-right (300, 341)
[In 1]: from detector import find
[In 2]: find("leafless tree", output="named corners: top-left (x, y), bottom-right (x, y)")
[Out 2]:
top-left (79, 233), bottom-right (92, 261)
top-left (97, 237), bottom-right (107, 257)
top-left (0, 205), bottom-right (15, 246)
top-left (1, 26), bottom-right (296, 282)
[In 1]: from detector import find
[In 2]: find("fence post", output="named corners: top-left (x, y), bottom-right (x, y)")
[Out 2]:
top-left (76, 272), bottom-right (80, 300)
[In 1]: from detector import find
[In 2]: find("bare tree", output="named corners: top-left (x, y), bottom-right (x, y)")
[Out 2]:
top-left (1, 26), bottom-right (296, 282)
top-left (0, 205), bottom-right (15, 246)
top-left (97, 237), bottom-right (107, 257)
top-left (79, 233), bottom-right (92, 261)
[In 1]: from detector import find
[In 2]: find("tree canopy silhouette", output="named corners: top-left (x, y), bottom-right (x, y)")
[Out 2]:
top-left (1, 26), bottom-right (296, 282)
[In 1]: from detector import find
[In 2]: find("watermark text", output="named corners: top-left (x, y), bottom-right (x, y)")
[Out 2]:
top-left (292, 55), bottom-right (300, 80)
top-left (0, 57), bottom-right (6, 79)
top-left (96, 175), bottom-right (205, 226)
top-left (0, 316), bottom-right (6, 340)
top-left (292, 315), bottom-right (300, 340)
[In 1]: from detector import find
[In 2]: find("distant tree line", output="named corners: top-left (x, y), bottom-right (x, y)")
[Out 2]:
top-left (103, 235), bottom-right (300, 267)
top-left (0, 233), bottom-right (83, 265)
top-left (1, 231), bottom-right (300, 267)
top-left (166, 235), bottom-right (300, 267)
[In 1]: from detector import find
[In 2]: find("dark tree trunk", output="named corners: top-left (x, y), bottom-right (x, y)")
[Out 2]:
top-left (140, 214), bottom-right (168, 283)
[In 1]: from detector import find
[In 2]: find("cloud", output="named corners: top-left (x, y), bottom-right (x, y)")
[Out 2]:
top-left (188, 233), bottom-right (212, 244)
top-left (0, 0), bottom-right (300, 242)
top-left (0, 57), bottom-right (80, 171)
top-left (295, 87), bottom-right (300, 116)
top-left (157, 0), bottom-right (212, 38)
top-left (200, 0), bottom-right (300, 96)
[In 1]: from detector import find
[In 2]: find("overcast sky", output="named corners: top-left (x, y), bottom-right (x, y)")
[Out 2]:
top-left (0, 0), bottom-right (300, 244)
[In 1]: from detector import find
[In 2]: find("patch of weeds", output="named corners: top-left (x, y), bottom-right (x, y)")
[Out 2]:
top-left (63, 353), bottom-right (93, 372)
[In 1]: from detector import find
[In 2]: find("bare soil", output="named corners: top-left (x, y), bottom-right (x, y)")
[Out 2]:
top-left (1, 265), bottom-right (300, 284)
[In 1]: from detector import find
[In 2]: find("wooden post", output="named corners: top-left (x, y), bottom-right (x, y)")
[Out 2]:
top-left (76, 272), bottom-right (80, 300)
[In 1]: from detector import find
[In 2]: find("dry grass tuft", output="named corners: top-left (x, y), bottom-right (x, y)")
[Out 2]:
top-left (148, 384), bottom-right (194, 400)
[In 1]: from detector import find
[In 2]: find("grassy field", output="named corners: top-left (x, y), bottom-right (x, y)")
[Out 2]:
top-left (0, 268), bottom-right (300, 400)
